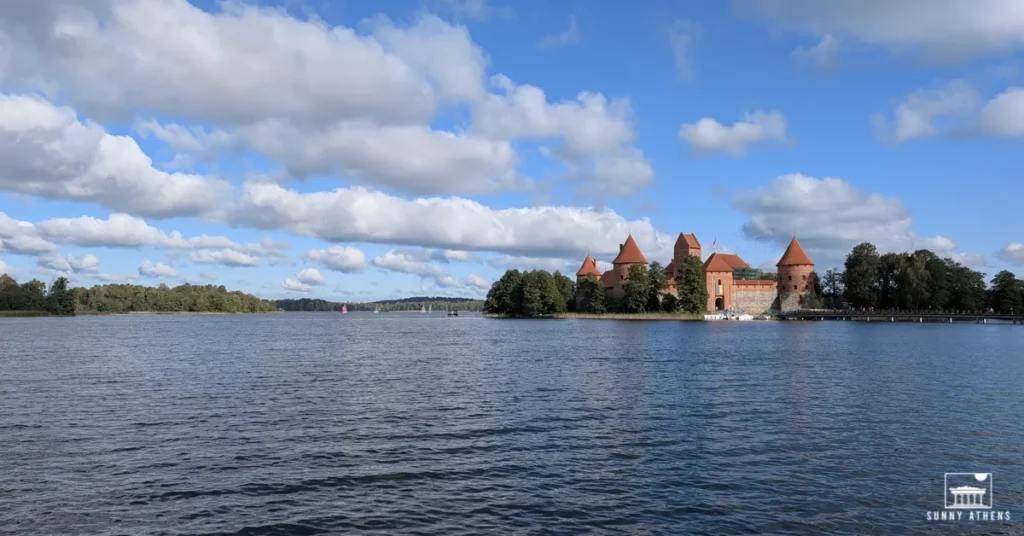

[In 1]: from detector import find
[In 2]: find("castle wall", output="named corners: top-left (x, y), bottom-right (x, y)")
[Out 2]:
top-left (777, 265), bottom-right (815, 312)
top-left (732, 280), bottom-right (778, 313)
top-left (705, 270), bottom-right (733, 311)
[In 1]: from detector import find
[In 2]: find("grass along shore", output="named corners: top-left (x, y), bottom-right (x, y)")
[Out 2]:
top-left (1, 310), bottom-right (277, 318)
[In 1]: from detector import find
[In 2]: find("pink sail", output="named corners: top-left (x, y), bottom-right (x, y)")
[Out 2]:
top-left (341, 305), bottom-right (348, 313)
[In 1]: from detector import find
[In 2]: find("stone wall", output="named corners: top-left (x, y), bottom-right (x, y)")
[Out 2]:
top-left (778, 290), bottom-right (802, 312)
top-left (732, 280), bottom-right (778, 313)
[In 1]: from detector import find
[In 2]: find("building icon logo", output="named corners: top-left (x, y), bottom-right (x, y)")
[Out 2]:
top-left (945, 473), bottom-right (992, 510)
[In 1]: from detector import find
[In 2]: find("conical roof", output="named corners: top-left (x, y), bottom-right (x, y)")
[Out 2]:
top-left (776, 237), bottom-right (814, 266)
top-left (576, 255), bottom-right (601, 277)
top-left (612, 234), bottom-right (647, 264)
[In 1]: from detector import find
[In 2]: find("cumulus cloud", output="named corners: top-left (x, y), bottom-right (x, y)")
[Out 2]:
top-left (0, 93), bottom-right (230, 218)
top-left (138, 260), bottom-right (178, 278)
top-left (36, 213), bottom-right (241, 250)
top-left (871, 81), bottom-right (981, 142)
top-left (733, 173), bottom-right (975, 263)
top-left (996, 242), bottom-right (1024, 266)
top-left (281, 279), bottom-right (313, 293)
top-left (488, 255), bottom-right (574, 272)
top-left (302, 246), bottom-right (367, 273)
top-left (232, 182), bottom-right (676, 261)
top-left (0, 259), bottom-right (16, 277)
top-left (0, 212), bottom-right (57, 254)
top-left (189, 249), bottom-right (260, 267)
top-left (537, 15), bottom-right (579, 50)
top-left (679, 111), bottom-right (788, 156)
top-left (372, 249), bottom-right (490, 291)
top-left (295, 268), bottom-right (326, 286)
top-left (744, 0), bottom-right (1024, 61)
top-left (35, 250), bottom-right (136, 283)
top-left (793, 34), bottom-right (840, 70)
top-left (435, 0), bottom-right (516, 21)
top-left (135, 120), bottom-right (233, 154)
top-left (979, 88), bottom-right (1024, 137)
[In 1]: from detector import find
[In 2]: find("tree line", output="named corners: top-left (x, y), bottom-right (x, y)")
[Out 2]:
top-left (822, 242), bottom-right (1023, 314)
top-left (484, 257), bottom-right (722, 316)
top-left (0, 275), bottom-right (276, 315)
top-left (275, 297), bottom-right (485, 312)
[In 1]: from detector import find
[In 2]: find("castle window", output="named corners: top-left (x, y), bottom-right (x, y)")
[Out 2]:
top-left (716, 279), bottom-right (723, 295)
top-left (788, 275), bottom-right (792, 281)
top-left (793, 285), bottom-right (797, 290)
top-left (802, 274), bottom-right (807, 280)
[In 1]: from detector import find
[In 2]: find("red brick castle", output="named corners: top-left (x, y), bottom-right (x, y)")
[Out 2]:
top-left (575, 233), bottom-right (814, 313)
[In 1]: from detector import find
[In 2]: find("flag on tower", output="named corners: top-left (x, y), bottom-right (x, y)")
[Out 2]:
top-left (712, 238), bottom-right (717, 249)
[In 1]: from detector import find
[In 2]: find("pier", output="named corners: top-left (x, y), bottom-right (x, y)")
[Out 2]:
top-left (779, 310), bottom-right (1024, 324)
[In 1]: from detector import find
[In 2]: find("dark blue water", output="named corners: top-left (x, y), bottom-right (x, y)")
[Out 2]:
top-left (1, 313), bottom-right (1022, 535)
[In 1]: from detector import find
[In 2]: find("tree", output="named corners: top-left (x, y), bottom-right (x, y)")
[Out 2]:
top-left (843, 242), bottom-right (880, 309)
top-left (576, 275), bottom-right (607, 313)
top-left (917, 250), bottom-right (948, 310)
top-left (989, 271), bottom-right (1022, 314)
top-left (520, 270), bottom-right (551, 317)
top-left (946, 260), bottom-right (986, 312)
top-left (0, 274), bottom-right (20, 310)
top-left (44, 277), bottom-right (76, 315)
top-left (899, 252), bottom-right (930, 310)
top-left (540, 270), bottom-right (567, 314)
top-left (622, 264), bottom-right (651, 313)
top-left (877, 252), bottom-right (905, 309)
top-left (822, 268), bottom-right (844, 309)
top-left (484, 269), bottom-right (524, 316)
top-left (674, 256), bottom-right (709, 313)
top-left (800, 271), bottom-right (824, 309)
top-left (646, 261), bottom-right (668, 312)
top-left (660, 293), bottom-right (677, 312)
top-left (552, 270), bottom-right (575, 312)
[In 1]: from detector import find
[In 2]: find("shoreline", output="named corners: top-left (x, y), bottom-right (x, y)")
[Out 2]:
top-left (1, 310), bottom-right (277, 318)
top-left (483, 312), bottom-right (707, 321)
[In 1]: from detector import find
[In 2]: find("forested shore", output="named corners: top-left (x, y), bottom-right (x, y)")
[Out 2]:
top-left (275, 297), bottom-right (485, 312)
top-left (0, 275), bottom-right (276, 316)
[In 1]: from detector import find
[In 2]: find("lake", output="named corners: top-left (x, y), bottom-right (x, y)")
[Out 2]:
top-left (1, 313), bottom-right (1022, 535)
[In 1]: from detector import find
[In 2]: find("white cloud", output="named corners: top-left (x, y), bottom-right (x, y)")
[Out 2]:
top-left (135, 120), bottom-right (232, 153)
top-left (373, 249), bottom-right (490, 291)
top-left (0, 93), bottom-right (230, 218)
top-left (734, 173), bottom-right (967, 261)
top-left (0, 212), bottom-right (57, 254)
top-left (67, 253), bottom-right (101, 273)
top-left (189, 249), bottom-right (260, 267)
top-left (281, 279), bottom-right (313, 293)
top-left (793, 34), bottom-right (840, 70)
top-left (138, 260), bottom-right (178, 278)
top-left (0, 259), bottom-right (16, 278)
top-left (488, 255), bottom-right (573, 272)
top-left (302, 246), bottom-right (367, 273)
top-left (980, 87), bottom-right (1024, 137)
top-left (950, 252), bottom-right (987, 268)
top-left (199, 271), bottom-right (218, 280)
top-left (872, 81), bottom-right (981, 142)
top-left (295, 268), bottom-right (326, 286)
top-left (537, 15), bottom-right (580, 49)
top-left (436, 0), bottom-right (515, 21)
top-left (746, 0), bottom-right (1024, 61)
top-left (669, 19), bottom-right (699, 78)
top-left (239, 120), bottom-right (522, 195)
top-left (232, 182), bottom-right (676, 261)
top-left (36, 213), bottom-right (241, 250)
top-left (996, 242), bottom-right (1024, 266)
top-left (679, 111), bottom-right (788, 155)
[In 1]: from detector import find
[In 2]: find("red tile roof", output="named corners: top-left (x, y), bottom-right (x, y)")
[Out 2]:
top-left (703, 253), bottom-right (735, 272)
top-left (575, 255), bottom-right (601, 277)
top-left (612, 234), bottom-right (647, 264)
top-left (717, 254), bottom-right (750, 270)
top-left (599, 270), bottom-right (618, 289)
top-left (776, 237), bottom-right (814, 266)
top-left (678, 233), bottom-right (701, 249)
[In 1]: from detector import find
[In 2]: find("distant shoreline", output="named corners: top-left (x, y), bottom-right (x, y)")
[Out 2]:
top-left (483, 312), bottom-right (707, 321)
top-left (0, 310), bottom-right (277, 318)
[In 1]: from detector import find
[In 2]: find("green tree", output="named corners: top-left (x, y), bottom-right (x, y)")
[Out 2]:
top-left (877, 252), bottom-right (905, 309)
top-left (843, 242), bottom-right (881, 309)
top-left (45, 277), bottom-right (76, 315)
top-left (674, 255), bottom-right (709, 313)
top-left (899, 252), bottom-right (930, 310)
top-left (946, 260), bottom-right (986, 312)
top-left (916, 250), bottom-right (948, 310)
top-left (646, 261), bottom-right (668, 312)
top-left (800, 271), bottom-right (825, 309)
top-left (552, 270), bottom-right (575, 312)
top-left (484, 269), bottom-right (524, 315)
top-left (576, 275), bottom-right (607, 313)
top-left (822, 268), bottom-right (844, 309)
top-left (660, 292), bottom-right (677, 312)
top-left (989, 271), bottom-right (1022, 314)
top-left (622, 264), bottom-right (650, 313)
top-left (520, 270), bottom-right (550, 317)
top-left (0, 274), bottom-right (20, 310)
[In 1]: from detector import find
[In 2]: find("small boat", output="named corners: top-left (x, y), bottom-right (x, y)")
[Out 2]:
top-left (373, 306), bottom-right (380, 314)
top-left (341, 304), bottom-right (348, 314)
top-left (420, 305), bottom-right (426, 313)
top-left (448, 310), bottom-right (458, 317)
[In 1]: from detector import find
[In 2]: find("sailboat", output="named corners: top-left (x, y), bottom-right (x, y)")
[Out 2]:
top-left (428, 305), bottom-right (432, 314)
top-left (420, 305), bottom-right (426, 313)
top-left (373, 306), bottom-right (380, 314)
top-left (341, 304), bottom-right (348, 314)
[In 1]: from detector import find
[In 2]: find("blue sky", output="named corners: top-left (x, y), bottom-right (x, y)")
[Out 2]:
top-left (1, 0), bottom-right (1022, 301)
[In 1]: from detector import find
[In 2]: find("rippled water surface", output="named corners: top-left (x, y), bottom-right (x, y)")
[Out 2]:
top-left (1, 313), bottom-right (1023, 535)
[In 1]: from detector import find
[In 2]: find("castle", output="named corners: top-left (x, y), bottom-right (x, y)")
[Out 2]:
top-left (575, 233), bottom-right (815, 313)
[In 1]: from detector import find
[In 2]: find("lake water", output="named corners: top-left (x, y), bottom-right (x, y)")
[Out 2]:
top-left (1, 313), bottom-right (1022, 535)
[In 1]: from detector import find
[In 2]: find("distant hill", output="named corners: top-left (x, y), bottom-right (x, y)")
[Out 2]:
top-left (275, 296), bottom-right (484, 312)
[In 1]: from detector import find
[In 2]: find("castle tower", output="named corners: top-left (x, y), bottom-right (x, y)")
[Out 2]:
top-left (674, 233), bottom-right (701, 260)
top-left (776, 237), bottom-right (815, 312)
top-left (608, 234), bottom-right (647, 298)
top-left (575, 254), bottom-right (601, 282)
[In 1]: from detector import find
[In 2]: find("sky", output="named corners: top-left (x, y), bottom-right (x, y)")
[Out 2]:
top-left (0, 0), bottom-right (1022, 303)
